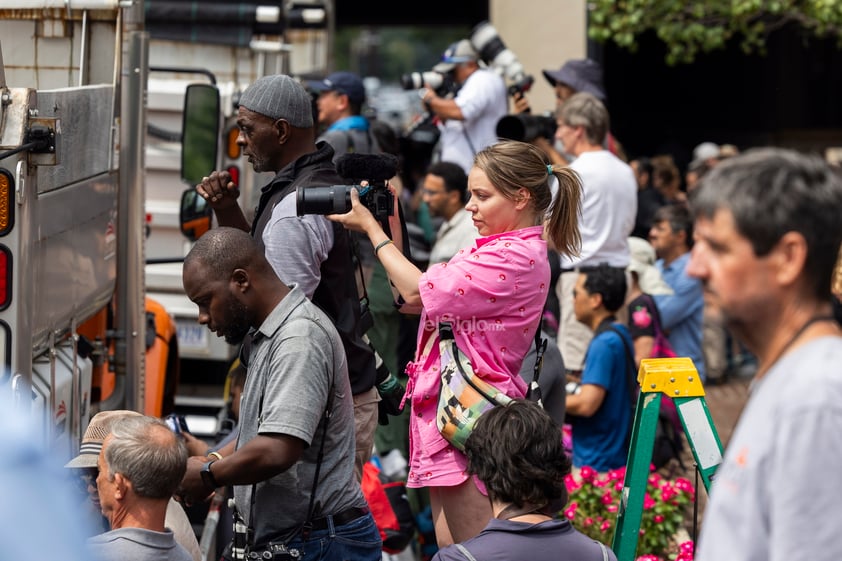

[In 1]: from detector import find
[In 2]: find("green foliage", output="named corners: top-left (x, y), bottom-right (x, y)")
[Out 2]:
top-left (588, 0), bottom-right (842, 64)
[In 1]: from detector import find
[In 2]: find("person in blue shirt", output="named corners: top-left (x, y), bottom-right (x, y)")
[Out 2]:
top-left (565, 264), bottom-right (634, 472)
top-left (309, 71), bottom-right (380, 160)
top-left (649, 204), bottom-right (706, 380)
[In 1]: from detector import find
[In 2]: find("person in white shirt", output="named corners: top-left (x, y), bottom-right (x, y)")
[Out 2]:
top-left (552, 92), bottom-right (637, 373)
top-left (421, 40), bottom-right (508, 175)
top-left (422, 161), bottom-right (480, 265)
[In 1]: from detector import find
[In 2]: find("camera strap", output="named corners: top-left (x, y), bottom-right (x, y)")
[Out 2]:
top-left (243, 358), bottom-right (336, 549)
top-left (461, 126), bottom-right (477, 159)
top-left (301, 380), bottom-right (335, 540)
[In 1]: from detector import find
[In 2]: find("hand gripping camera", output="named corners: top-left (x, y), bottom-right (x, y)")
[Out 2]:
top-left (399, 70), bottom-right (458, 98)
top-left (296, 153), bottom-right (398, 224)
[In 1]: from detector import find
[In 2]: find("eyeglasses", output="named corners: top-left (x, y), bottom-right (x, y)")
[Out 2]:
top-left (422, 188), bottom-right (446, 197)
top-left (74, 467), bottom-right (99, 494)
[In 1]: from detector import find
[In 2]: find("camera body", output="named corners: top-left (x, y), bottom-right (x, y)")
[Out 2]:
top-left (246, 544), bottom-right (301, 560)
top-left (296, 182), bottom-right (393, 223)
top-left (296, 153), bottom-right (398, 224)
top-left (164, 413), bottom-right (189, 435)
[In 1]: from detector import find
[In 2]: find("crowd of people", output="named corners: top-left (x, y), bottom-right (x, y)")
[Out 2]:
top-left (24, 40), bottom-right (842, 561)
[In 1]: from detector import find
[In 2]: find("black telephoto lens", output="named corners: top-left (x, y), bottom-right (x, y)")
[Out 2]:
top-left (296, 185), bottom-right (352, 216)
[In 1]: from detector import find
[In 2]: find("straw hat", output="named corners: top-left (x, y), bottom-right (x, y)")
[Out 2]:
top-left (64, 410), bottom-right (142, 469)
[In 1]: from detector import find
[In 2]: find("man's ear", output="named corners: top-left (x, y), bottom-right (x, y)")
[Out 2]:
top-left (113, 473), bottom-right (129, 500)
top-left (231, 268), bottom-right (250, 293)
top-left (273, 118), bottom-right (291, 143)
top-left (590, 291), bottom-right (604, 311)
top-left (773, 231), bottom-right (808, 287)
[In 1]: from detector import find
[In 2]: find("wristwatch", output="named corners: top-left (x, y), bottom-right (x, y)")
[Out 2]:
top-left (200, 460), bottom-right (219, 489)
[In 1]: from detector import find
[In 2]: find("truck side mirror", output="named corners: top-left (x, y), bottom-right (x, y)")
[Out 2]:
top-left (180, 189), bottom-right (211, 242)
top-left (181, 83), bottom-right (220, 187)
top-left (180, 83), bottom-right (219, 241)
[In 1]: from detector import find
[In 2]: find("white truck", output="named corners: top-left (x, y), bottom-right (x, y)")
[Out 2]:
top-left (0, 0), bottom-right (179, 457)
top-left (0, 0), bottom-right (328, 455)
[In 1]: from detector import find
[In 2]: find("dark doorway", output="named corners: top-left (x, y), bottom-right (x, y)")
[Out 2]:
top-left (599, 25), bottom-right (842, 169)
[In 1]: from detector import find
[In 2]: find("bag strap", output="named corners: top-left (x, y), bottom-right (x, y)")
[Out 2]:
top-left (526, 317), bottom-right (547, 406)
top-left (597, 540), bottom-right (611, 561)
top-left (643, 293), bottom-right (666, 337)
top-left (455, 543), bottom-right (479, 561)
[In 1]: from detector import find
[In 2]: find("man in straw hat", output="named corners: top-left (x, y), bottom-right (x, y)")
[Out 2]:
top-left (66, 410), bottom-right (200, 561)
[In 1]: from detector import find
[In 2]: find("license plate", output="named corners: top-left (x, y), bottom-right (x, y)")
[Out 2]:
top-left (176, 320), bottom-right (208, 351)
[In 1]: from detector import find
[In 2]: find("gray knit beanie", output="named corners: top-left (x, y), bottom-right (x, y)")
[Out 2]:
top-left (238, 74), bottom-right (314, 128)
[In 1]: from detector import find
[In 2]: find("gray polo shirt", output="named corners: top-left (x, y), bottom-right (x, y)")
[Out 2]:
top-left (234, 286), bottom-right (365, 545)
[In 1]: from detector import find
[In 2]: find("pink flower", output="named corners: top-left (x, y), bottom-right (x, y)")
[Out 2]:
top-left (643, 493), bottom-right (656, 510)
top-left (580, 466), bottom-right (597, 483)
top-left (583, 517), bottom-right (594, 527)
top-left (601, 492), bottom-right (614, 505)
top-left (674, 478), bottom-right (694, 492)
top-left (679, 541), bottom-right (694, 554)
top-left (565, 474), bottom-right (580, 493)
top-left (606, 468), bottom-right (624, 481)
top-left (635, 556), bottom-right (661, 561)
top-left (606, 504), bottom-right (618, 513)
top-left (564, 502), bottom-right (578, 520)
top-left (600, 520), bottom-right (612, 532)
top-left (653, 514), bottom-right (664, 523)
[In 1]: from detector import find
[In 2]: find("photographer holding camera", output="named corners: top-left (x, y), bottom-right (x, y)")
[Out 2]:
top-left (512, 57), bottom-right (625, 165)
top-left (421, 40), bottom-right (508, 175)
top-left (195, 74), bottom-right (380, 484)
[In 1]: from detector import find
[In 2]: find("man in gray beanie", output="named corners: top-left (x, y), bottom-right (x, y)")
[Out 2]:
top-left (193, 74), bottom-right (380, 491)
top-left (238, 74), bottom-right (314, 130)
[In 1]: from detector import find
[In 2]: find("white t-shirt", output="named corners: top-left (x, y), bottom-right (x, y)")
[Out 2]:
top-left (697, 336), bottom-right (842, 561)
top-left (439, 69), bottom-right (508, 175)
top-left (557, 150), bottom-right (637, 268)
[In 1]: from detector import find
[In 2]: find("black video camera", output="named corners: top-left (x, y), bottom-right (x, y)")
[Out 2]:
top-left (296, 153), bottom-right (398, 224)
top-left (497, 112), bottom-right (557, 142)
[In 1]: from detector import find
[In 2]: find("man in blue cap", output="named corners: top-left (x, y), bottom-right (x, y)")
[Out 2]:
top-left (421, 39), bottom-right (508, 175)
top-left (309, 71), bottom-right (380, 161)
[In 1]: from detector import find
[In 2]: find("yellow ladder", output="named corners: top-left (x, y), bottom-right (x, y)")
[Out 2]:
top-left (611, 357), bottom-right (724, 561)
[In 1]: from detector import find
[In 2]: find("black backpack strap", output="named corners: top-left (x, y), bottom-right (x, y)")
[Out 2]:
top-left (606, 324), bottom-right (638, 409)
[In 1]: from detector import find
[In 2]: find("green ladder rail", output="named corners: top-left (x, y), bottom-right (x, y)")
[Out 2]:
top-left (611, 357), bottom-right (725, 561)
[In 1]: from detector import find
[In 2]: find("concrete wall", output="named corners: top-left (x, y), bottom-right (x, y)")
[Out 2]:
top-left (490, 0), bottom-right (587, 114)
